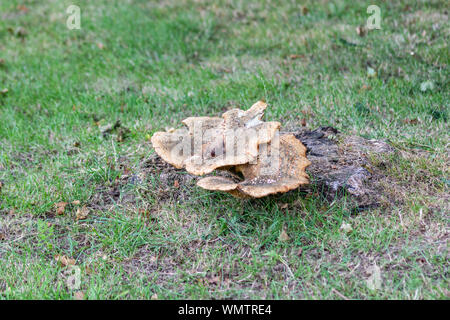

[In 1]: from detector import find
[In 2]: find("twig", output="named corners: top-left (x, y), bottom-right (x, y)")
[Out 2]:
top-left (332, 288), bottom-right (350, 300)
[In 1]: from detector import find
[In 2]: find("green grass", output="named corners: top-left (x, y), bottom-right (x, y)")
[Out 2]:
top-left (0, 0), bottom-right (448, 299)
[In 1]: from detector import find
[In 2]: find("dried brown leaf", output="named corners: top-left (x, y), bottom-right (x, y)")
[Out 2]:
top-left (55, 255), bottom-right (76, 267)
top-left (356, 25), bottom-right (366, 37)
top-left (55, 202), bottom-right (68, 215)
top-left (279, 229), bottom-right (290, 242)
top-left (76, 206), bottom-right (89, 220)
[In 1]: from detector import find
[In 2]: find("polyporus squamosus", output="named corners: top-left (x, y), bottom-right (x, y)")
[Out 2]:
top-left (151, 101), bottom-right (280, 175)
top-left (197, 134), bottom-right (311, 198)
top-left (151, 101), bottom-right (311, 198)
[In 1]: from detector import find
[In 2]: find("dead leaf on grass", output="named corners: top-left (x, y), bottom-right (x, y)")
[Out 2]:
top-left (279, 228), bottom-right (290, 242)
top-left (55, 202), bottom-right (68, 215)
top-left (55, 255), bottom-right (76, 267)
top-left (17, 5), bottom-right (29, 13)
top-left (76, 206), bottom-right (89, 220)
top-left (300, 118), bottom-right (307, 127)
top-left (207, 276), bottom-right (221, 285)
top-left (289, 54), bottom-right (304, 60)
top-left (279, 203), bottom-right (288, 209)
top-left (356, 25), bottom-right (366, 37)
top-left (402, 118), bottom-right (419, 125)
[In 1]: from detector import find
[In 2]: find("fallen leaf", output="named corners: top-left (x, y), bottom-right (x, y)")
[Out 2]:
top-left (85, 266), bottom-right (92, 275)
top-left (74, 291), bottom-right (85, 300)
top-left (76, 206), bottom-right (89, 220)
top-left (0, 88), bottom-right (8, 95)
top-left (300, 118), bottom-right (307, 127)
top-left (279, 229), bottom-right (290, 242)
top-left (366, 264), bottom-right (382, 290)
top-left (302, 6), bottom-right (309, 15)
top-left (356, 25), bottom-right (366, 37)
top-left (0, 58), bottom-right (4, 65)
top-left (402, 118), bottom-right (419, 125)
top-left (55, 202), bottom-right (68, 215)
top-left (151, 293), bottom-right (158, 300)
top-left (17, 5), bottom-right (29, 13)
top-left (208, 276), bottom-right (221, 285)
top-left (139, 208), bottom-right (150, 219)
top-left (289, 54), bottom-right (304, 60)
top-left (174, 179), bottom-right (180, 188)
top-left (280, 203), bottom-right (288, 209)
top-left (55, 255), bottom-right (76, 267)
top-left (0, 181), bottom-right (3, 193)
top-left (296, 248), bottom-right (303, 257)
top-left (97, 42), bottom-right (105, 50)
top-left (72, 200), bottom-right (81, 205)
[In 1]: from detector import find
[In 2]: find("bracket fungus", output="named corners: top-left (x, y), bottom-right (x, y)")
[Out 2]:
top-left (151, 101), bottom-right (311, 198)
top-left (197, 134), bottom-right (311, 198)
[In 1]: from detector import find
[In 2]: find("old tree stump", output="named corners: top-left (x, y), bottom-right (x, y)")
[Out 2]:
top-left (92, 124), bottom-right (397, 214)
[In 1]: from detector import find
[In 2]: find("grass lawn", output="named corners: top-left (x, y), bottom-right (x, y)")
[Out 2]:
top-left (0, 0), bottom-right (448, 299)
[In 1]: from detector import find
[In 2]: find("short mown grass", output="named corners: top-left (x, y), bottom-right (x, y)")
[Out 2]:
top-left (0, 0), bottom-right (448, 299)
